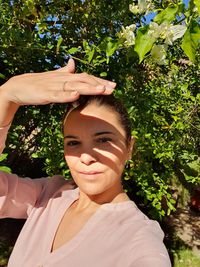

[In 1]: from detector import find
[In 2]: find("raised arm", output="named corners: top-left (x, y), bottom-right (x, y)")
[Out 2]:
top-left (0, 59), bottom-right (116, 218)
top-left (0, 58), bottom-right (116, 127)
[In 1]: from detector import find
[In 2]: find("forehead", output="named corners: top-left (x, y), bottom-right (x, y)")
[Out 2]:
top-left (64, 103), bottom-right (125, 136)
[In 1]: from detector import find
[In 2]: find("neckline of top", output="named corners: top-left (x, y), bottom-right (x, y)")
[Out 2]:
top-left (71, 187), bottom-right (137, 211)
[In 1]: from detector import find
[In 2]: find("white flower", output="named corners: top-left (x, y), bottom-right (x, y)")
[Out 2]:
top-left (149, 22), bottom-right (161, 39)
top-left (129, 3), bottom-right (140, 14)
top-left (166, 25), bottom-right (187, 45)
top-left (129, 0), bottom-right (153, 15)
top-left (159, 22), bottom-right (171, 39)
top-left (151, 44), bottom-right (168, 65)
top-left (149, 22), bottom-right (171, 39)
top-left (139, 0), bottom-right (150, 12)
top-left (149, 22), bottom-right (187, 45)
top-left (118, 24), bottom-right (136, 46)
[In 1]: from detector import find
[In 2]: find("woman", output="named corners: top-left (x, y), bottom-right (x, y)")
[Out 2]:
top-left (0, 59), bottom-right (171, 267)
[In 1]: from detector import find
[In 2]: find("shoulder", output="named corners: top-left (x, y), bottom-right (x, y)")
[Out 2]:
top-left (120, 201), bottom-right (164, 238)
top-left (34, 175), bottom-right (77, 205)
top-left (123, 203), bottom-right (171, 266)
top-left (45, 175), bottom-right (76, 189)
top-left (39, 174), bottom-right (77, 194)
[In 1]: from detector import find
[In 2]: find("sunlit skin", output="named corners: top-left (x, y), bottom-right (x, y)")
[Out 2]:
top-left (64, 102), bottom-right (134, 213)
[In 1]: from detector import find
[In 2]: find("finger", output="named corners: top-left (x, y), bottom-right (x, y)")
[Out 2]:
top-left (41, 68), bottom-right (116, 91)
top-left (47, 90), bottom-right (80, 103)
top-left (68, 73), bottom-right (116, 88)
top-left (63, 81), bottom-right (114, 95)
top-left (61, 73), bottom-right (116, 90)
top-left (64, 58), bottom-right (76, 73)
top-left (47, 73), bottom-right (101, 88)
top-left (55, 58), bottom-right (76, 74)
top-left (75, 73), bottom-right (116, 90)
top-left (92, 76), bottom-right (116, 89)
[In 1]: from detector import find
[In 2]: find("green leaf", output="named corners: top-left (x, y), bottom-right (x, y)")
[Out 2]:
top-left (88, 48), bottom-right (95, 63)
top-left (154, 5), bottom-right (179, 23)
top-left (181, 20), bottom-right (200, 62)
top-left (194, 0), bottom-right (200, 14)
top-left (100, 72), bottom-right (107, 77)
top-left (83, 40), bottom-right (89, 51)
top-left (100, 37), bottom-right (118, 57)
top-left (0, 166), bottom-right (11, 173)
top-left (31, 153), bottom-right (39, 158)
top-left (0, 154), bottom-right (8, 162)
top-left (106, 40), bottom-right (118, 58)
top-left (82, 40), bottom-right (95, 63)
top-left (0, 73), bottom-right (5, 79)
top-left (67, 47), bottom-right (79, 54)
top-left (56, 36), bottom-right (63, 54)
top-left (134, 26), bottom-right (155, 63)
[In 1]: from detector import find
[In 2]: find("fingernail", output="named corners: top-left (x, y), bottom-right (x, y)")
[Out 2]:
top-left (70, 90), bottom-right (78, 96)
top-left (108, 81), bottom-right (116, 88)
top-left (105, 86), bottom-right (115, 91)
top-left (96, 85), bottom-right (105, 91)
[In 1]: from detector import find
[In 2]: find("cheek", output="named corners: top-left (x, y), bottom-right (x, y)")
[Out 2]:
top-left (101, 145), bottom-right (128, 165)
top-left (95, 151), bottom-right (127, 176)
top-left (99, 151), bottom-right (126, 165)
top-left (64, 145), bottom-right (128, 174)
top-left (64, 154), bottom-right (78, 169)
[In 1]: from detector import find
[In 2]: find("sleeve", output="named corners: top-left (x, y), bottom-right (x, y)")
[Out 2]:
top-left (0, 125), bottom-right (73, 219)
top-left (0, 171), bottom-right (47, 219)
top-left (0, 124), bottom-right (41, 219)
top-left (127, 221), bottom-right (172, 267)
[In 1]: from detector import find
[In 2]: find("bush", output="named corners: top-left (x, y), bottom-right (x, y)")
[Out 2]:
top-left (0, 0), bottom-right (199, 219)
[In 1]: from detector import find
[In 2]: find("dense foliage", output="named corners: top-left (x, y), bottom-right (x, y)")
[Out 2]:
top-left (0, 0), bottom-right (199, 219)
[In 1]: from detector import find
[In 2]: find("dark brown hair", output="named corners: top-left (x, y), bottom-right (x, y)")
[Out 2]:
top-left (63, 95), bottom-right (132, 146)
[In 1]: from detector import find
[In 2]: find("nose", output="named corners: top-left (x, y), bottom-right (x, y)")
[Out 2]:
top-left (80, 151), bottom-right (97, 165)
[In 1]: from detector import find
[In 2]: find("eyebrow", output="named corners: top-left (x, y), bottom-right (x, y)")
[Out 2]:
top-left (64, 131), bottom-right (114, 139)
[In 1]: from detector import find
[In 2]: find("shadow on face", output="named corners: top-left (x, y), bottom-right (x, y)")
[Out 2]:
top-left (63, 104), bottom-right (133, 177)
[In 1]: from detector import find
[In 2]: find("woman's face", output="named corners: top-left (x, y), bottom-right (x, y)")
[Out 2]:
top-left (64, 102), bottom-right (132, 198)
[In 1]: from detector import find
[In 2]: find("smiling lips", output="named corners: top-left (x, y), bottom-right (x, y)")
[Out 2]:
top-left (79, 171), bottom-right (103, 175)
top-left (78, 171), bottom-right (103, 180)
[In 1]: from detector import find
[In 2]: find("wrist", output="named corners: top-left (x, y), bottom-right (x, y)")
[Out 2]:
top-left (0, 79), bottom-right (19, 105)
top-left (0, 83), bottom-right (19, 127)
top-left (0, 78), bottom-right (15, 102)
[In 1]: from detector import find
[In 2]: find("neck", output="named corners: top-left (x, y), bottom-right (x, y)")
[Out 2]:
top-left (73, 185), bottom-right (130, 213)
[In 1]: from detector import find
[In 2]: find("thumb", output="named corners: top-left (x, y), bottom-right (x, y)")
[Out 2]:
top-left (55, 58), bottom-right (76, 73)
top-left (63, 58), bottom-right (76, 73)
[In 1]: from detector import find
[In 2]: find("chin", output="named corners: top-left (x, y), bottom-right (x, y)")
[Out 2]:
top-left (78, 183), bottom-right (112, 197)
top-left (79, 184), bottom-right (103, 195)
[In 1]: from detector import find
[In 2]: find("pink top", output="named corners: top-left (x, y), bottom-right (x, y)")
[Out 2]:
top-left (0, 125), bottom-right (171, 267)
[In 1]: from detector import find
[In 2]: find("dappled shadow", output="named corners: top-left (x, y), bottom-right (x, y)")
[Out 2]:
top-left (162, 207), bottom-right (200, 265)
top-left (165, 208), bottom-right (200, 249)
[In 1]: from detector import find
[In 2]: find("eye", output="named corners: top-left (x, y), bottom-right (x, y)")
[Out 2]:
top-left (96, 137), bottom-right (112, 144)
top-left (66, 140), bottom-right (80, 147)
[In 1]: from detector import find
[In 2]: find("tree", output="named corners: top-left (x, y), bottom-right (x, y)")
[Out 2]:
top-left (0, 0), bottom-right (199, 219)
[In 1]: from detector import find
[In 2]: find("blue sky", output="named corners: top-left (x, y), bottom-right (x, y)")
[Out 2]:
top-left (143, 0), bottom-right (190, 24)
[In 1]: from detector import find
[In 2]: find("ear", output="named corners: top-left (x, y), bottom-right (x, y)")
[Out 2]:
top-left (127, 136), bottom-right (135, 161)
